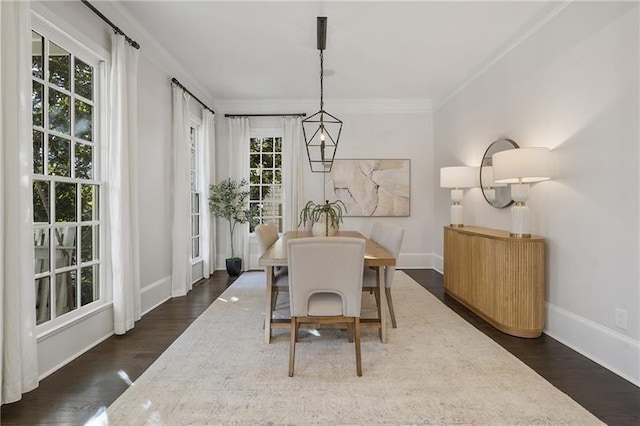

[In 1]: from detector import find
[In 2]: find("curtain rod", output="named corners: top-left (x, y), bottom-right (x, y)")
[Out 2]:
top-left (80, 0), bottom-right (140, 49)
top-left (171, 78), bottom-right (215, 114)
top-left (224, 113), bottom-right (307, 118)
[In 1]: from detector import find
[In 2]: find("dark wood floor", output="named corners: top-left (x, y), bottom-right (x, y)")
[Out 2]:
top-left (2, 269), bottom-right (638, 425)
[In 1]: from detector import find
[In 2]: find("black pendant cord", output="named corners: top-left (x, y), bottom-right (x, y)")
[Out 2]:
top-left (321, 38), bottom-right (327, 199)
top-left (171, 78), bottom-right (215, 114)
top-left (80, 0), bottom-right (140, 49)
top-left (323, 172), bottom-right (327, 201)
top-left (319, 50), bottom-right (324, 111)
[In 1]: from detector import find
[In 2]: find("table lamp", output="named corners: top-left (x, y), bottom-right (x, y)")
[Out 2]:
top-left (440, 166), bottom-right (479, 227)
top-left (492, 147), bottom-right (551, 237)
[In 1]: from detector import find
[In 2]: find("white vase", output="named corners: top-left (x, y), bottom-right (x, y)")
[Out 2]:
top-left (311, 214), bottom-right (338, 236)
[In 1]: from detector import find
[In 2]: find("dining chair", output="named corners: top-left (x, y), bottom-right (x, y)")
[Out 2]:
top-left (363, 223), bottom-right (405, 328)
top-left (369, 221), bottom-right (383, 243)
top-left (287, 237), bottom-right (365, 377)
top-left (255, 223), bottom-right (288, 313)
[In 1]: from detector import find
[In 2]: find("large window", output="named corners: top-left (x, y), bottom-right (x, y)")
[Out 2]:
top-left (32, 27), bottom-right (102, 327)
top-left (249, 136), bottom-right (283, 233)
top-left (190, 123), bottom-right (201, 261)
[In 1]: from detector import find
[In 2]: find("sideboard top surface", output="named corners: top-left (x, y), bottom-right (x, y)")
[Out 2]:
top-left (444, 225), bottom-right (545, 242)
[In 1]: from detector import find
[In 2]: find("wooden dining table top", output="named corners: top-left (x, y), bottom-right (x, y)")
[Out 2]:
top-left (258, 230), bottom-right (396, 267)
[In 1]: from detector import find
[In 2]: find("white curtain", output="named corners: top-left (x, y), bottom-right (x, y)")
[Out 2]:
top-left (282, 117), bottom-right (307, 231)
top-left (171, 86), bottom-right (192, 295)
top-left (228, 118), bottom-right (250, 271)
top-left (200, 109), bottom-right (215, 277)
top-left (108, 33), bottom-right (141, 335)
top-left (0, 0), bottom-right (39, 404)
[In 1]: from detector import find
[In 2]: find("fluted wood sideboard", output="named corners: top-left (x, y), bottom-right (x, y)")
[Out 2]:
top-left (443, 226), bottom-right (545, 338)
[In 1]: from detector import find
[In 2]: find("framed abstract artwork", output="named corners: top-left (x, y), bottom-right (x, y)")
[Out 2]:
top-left (324, 159), bottom-right (410, 217)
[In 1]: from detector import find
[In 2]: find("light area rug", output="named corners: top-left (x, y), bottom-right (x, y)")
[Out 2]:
top-left (101, 271), bottom-right (602, 425)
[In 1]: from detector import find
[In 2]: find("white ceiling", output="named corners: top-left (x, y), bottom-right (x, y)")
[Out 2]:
top-left (117, 1), bottom-right (560, 105)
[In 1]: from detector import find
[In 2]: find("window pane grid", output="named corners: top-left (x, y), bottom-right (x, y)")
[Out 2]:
top-left (32, 28), bottom-right (102, 327)
top-left (31, 174), bottom-right (102, 185)
top-left (249, 137), bottom-right (283, 233)
top-left (190, 125), bottom-right (201, 261)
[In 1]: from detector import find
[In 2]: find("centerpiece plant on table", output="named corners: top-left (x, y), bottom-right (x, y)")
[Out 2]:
top-left (298, 199), bottom-right (347, 236)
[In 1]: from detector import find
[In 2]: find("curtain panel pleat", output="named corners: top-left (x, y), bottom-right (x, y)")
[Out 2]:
top-left (228, 118), bottom-right (250, 271)
top-left (171, 87), bottom-right (192, 295)
top-left (282, 117), bottom-right (307, 231)
top-left (200, 110), bottom-right (215, 277)
top-left (108, 33), bottom-right (141, 335)
top-left (0, 0), bottom-right (39, 404)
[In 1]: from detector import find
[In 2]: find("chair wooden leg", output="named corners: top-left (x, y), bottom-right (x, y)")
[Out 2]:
top-left (271, 287), bottom-right (278, 312)
top-left (373, 288), bottom-right (380, 308)
top-left (385, 288), bottom-right (397, 329)
top-left (347, 321), bottom-right (354, 342)
top-left (354, 318), bottom-right (362, 377)
top-left (373, 288), bottom-right (383, 327)
top-left (289, 317), bottom-right (297, 377)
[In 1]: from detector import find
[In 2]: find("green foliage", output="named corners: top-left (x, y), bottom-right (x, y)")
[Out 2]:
top-left (209, 178), bottom-right (258, 259)
top-left (298, 199), bottom-right (347, 230)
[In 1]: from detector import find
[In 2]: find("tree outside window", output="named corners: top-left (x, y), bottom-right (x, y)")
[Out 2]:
top-left (32, 30), bottom-right (102, 327)
top-left (249, 137), bottom-right (282, 232)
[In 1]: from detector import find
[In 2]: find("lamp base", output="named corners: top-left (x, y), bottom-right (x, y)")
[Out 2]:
top-left (450, 224), bottom-right (465, 228)
top-left (450, 203), bottom-right (464, 227)
top-left (510, 202), bottom-right (531, 238)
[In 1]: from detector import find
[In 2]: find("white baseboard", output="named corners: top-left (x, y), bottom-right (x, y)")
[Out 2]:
top-left (37, 276), bottom-right (172, 380)
top-left (37, 305), bottom-right (114, 379)
top-left (141, 276), bottom-right (172, 315)
top-left (545, 302), bottom-right (640, 387)
top-left (39, 331), bottom-right (114, 380)
top-left (431, 254), bottom-right (443, 274)
top-left (407, 256), bottom-right (638, 385)
top-left (394, 253), bottom-right (443, 270)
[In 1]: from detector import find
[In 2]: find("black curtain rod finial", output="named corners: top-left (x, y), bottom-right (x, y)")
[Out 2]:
top-left (171, 77), bottom-right (215, 114)
top-left (81, 0), bottom-right (140, 50)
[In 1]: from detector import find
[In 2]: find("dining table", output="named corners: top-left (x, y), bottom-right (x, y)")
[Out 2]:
top-left (258, 230), bottom-right (396, 344)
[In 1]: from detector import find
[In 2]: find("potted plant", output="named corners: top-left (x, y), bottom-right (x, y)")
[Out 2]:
top-left (209, 178), bottom-right (257, 276)
top-left (298, 199), bottom-right (347, 236)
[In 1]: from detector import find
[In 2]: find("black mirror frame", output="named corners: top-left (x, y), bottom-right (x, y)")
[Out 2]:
top-left (480, 138), bottom-right (519, 208)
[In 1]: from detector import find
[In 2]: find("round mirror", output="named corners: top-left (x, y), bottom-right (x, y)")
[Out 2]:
top-left (480, 138), bottom-right (519, 208)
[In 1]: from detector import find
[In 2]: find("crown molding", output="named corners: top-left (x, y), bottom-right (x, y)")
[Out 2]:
top-left (103, 1), bottom-right (216, 108)
top-left (215, 98), bottom-right (432, 115)
top-left (434, 1), bottom-right (572, 111)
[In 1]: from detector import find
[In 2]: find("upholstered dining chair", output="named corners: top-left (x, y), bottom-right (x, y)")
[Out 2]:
top-left (363, 223), bottom-right (405, 328)
top-left (369, 221), bottom-right (383, 244)
top-left (255, 223), bottom-right (288, 312)
top-left (287, 237), bottom-right (366, 377)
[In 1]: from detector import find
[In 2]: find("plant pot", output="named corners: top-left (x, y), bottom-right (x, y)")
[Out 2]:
top-left (312, 217), bottom-right (339, 237)
top-left (225, 258), bottom-right (242, 276)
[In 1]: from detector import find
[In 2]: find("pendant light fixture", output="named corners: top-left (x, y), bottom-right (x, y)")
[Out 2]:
top-left (302, 17), bottom-right (343, 173)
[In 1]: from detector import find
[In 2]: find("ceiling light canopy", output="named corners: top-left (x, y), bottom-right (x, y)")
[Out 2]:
top-left (302, 17), bottom-right (343, 173)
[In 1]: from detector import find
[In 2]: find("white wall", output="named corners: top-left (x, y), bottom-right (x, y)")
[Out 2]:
top-left (433, 2), bottom-right (639, 385)
top-left (214, 100), bottom-right (434, 271)
top-left (32, 0), bottom-right (116, 378)
top-left (136, 52), bottom-right (173, 309)
top-left (31, 0), bottom-right (212, 378)
top-left (326, 111), bottom-right (434, 269)
top-left (33, 0), bottom-right (639, 388)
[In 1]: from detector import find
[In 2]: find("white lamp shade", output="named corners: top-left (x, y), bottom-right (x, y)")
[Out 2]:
top-left (492, 147), bottom-right (551, 184)
top-left (440, 166), bottom-right (479, 189)
top-left (480, 166), bottom-right (506, 188)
